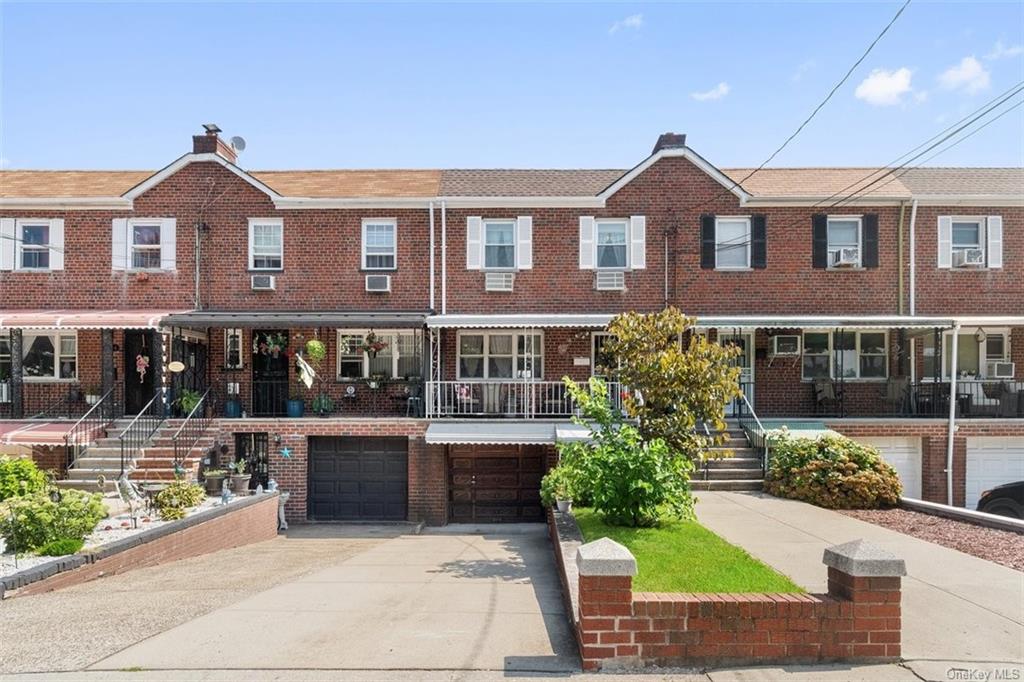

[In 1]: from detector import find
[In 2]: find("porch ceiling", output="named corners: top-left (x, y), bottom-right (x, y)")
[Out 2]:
top-left (0, 309), bottom-right (189, 330)
top-left (160, 310), bottom-right (432, 329)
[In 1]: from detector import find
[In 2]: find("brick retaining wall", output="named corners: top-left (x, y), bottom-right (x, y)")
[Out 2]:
top-left (9, 492), bottom-right (280, 597)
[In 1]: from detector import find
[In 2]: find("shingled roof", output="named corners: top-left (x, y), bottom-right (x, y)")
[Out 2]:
top-left (438, 169), bottom-right (625, 197)
top-left (898, 167), bottom-right (1023, 197)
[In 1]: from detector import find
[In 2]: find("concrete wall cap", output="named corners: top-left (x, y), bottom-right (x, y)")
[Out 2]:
top-left (823, 539), bottom-right (907, 577)
top-left (576, 537), bottom-right (638, 577)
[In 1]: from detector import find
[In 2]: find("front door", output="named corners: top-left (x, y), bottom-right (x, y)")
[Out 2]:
top-left (252, 330), bottom-right (289, 417)
top-left (170, 336), bottom-right (208, 415)
top-left (719, 332), bottom-right (754, 416)
top-left (124, 330), bottom-right (156, 415)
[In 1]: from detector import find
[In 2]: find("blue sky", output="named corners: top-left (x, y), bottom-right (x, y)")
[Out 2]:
top-left (1, 1), bottom-right (1022, 170)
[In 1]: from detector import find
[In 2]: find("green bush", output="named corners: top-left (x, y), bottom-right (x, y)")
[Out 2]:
top-left (539, 465), bottom-right (575, 507)
top-left (154, 478), bottom-right (206, 521)
top-left (764, 434), bottom-right (902, 509)
top-left (557, 378), bottom-right (695, 527)
top-left (0, 456), bottom-right (48, 501)
top-left (0, 489), bottom-right (106, 552)
top-left (37, 537), bottom-right (85, 556)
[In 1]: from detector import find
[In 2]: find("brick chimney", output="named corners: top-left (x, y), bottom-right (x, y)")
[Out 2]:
top-left (652, 132), bottom-right (687, 154)
top-left (192, 124), bottom-right (238, 164)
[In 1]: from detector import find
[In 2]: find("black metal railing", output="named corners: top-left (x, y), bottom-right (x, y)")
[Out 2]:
top-left (251, 379), bottom-right (289, 417)
top-left (731, 382), bottom-right (770, 475)
top-left (119, 390), bottom-right (166, 476)
top-left (171, 388), bottom-right (215, 469)
top-left (63, 386), bottom-right (120, 471)
top-left (800, 379), bottom-right (1024, 419)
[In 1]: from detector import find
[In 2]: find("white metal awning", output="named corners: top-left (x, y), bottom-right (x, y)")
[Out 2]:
top-left (692, 315), bottom-right (1024, 330)
top-left (426, 422), bottom-right (559, 445)
top-left (425, 314), bottom-right (614, 329)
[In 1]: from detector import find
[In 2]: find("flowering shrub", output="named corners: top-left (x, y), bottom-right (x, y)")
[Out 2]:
top-left (0, 456), bottom-right (48, 501)
top-left (0, 489), bottom-right (106, 552)
top-left (154, 478), bottom-right (206, 521)
top-left (764, 434), bottom-right (902, 509)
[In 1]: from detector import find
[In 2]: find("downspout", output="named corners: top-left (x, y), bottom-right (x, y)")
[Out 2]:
top-left (429, 201), bottom-right (436, 311)
top-left (946, 323), bottom-right (960, 506)
top-left (897, 202), bottom-right (906, 315)
top-left (908, 199), bottom-right (918, 317)
top-left (194, 221), bottom-right (202, 309)
top-left (663, 229), bottom-right (669, 308)
top-left (441, 200), bottom-right (448, 315)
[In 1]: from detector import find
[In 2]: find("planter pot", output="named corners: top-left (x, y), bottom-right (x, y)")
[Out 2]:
top-left (230, 474), bottom-right (251, 494)
top-left (85, 394), bottom-right (101, 406)
top-left (367, 381), bottom-right (379, 390)
top-left (204, 475), bottom-right (226, 495)
top-left (556, 499), bottom-right (572, 514)
top-left (286, 399), bottom-right (305, 418)
top-left (224, 399), bottom-right (242, 418)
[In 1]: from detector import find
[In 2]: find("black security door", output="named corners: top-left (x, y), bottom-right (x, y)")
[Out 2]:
top-left (252, 330), bottom-right (289, 416)
top-left (124, 330), bottom-right (156, 414)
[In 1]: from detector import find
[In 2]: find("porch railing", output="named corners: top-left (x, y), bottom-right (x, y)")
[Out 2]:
top-left (171, 387), bottom-right (215, 469)
top-left (802, 379), bottom-right (1024, 419)
top-left (119, 390), bottom-right (166, 476)
top-left (63, 386), bottom-right (119, 471)
top-left (731, 383), bottom-right (771, 476)
top-left (426, 380), bottom-right (624, 418)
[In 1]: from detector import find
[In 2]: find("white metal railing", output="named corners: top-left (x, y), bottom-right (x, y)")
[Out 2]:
top-left (426, 380), bottom-right (623, 418)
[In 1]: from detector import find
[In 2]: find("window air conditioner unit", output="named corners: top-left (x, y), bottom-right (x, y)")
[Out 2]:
top-left (987, 361), bottom-right (1015, 379)
top-left (251, 274), bottom-right (276, 291)
top-left (831, 247), bottom-right (860, 268)
top-left (365, 274), bottom-right (391, 293)
top-left (771, 335), bottom-right (801, 356)
top-left (953, 248), bottom-right (985, 267)
top-left (485, 272), bottom-right (514, 292)
top-left (595, 271), bottom-right (625, 291)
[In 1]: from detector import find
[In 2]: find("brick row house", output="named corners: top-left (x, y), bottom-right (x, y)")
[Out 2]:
top-left (1, 127), bottom-right (1021, 523)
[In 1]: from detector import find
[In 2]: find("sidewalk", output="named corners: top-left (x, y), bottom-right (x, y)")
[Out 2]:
top-left (695, 491), bottom-right (1024, 682)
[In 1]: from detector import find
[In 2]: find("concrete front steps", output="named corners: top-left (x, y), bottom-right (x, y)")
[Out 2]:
top-left (693, 421), bottom-right (764, 492)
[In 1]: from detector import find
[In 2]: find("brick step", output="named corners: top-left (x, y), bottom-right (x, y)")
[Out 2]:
top-left (704, 447), bottom-right (757, 458)
top-left (692, 479), bottom-right (764, 492)
top-left (149, 436), bottom-right (216, 448)
top-left (72, 456), bottom-right (122, 469)
top-left (700, 468), bottom-right (763, 481)
top-left (133, 457), bottom-right (203, 469)
top-left (704, 457), bottom-right (761, 470)
top-left (55, 479), bottom-right (116, 493)
top-left (65, 468), bottom-right (122, 482)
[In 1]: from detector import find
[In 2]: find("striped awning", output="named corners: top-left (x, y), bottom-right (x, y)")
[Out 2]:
top-left (0, 309), bottom-right (187, 330)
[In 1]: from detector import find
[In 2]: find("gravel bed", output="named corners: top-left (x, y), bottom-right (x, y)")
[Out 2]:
top-left (1, 497), bottom-right (220, 579)
top-left (839, 507), bottom-right (1024, 572)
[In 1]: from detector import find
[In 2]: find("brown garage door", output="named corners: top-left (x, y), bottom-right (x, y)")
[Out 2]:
top-left (308, 436), bottom-right (408, 521)
top-left (448, 444), bottom-right (546, 523)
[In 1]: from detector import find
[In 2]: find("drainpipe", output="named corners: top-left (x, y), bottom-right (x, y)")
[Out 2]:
top-left (908, 200), bottom-right (918, 317)
top-left (441, 201), bottom-right (448, 315)
top-left (946, 323), bottom-right (960, 506)
top-left (663, 229), bottom-right (669, 308)
top-left (194, 221), bottom-right (202, 309)
top-left (897, 202), bottom-right (906, 315)
top-left (429, 201), bottom-right (436, 311)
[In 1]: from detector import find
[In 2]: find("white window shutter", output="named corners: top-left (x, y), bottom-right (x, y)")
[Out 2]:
top-left (937, 216), bottom-right (952, 269)
top-left (466, 216), bottom-right (482, 270)
top-left (516, 216), bottom-right (533, 269)
top-left (111, 218), bottom-right (128, 270)
top-left (579, 216), bottom-right (595, 269)
top-left (629, 215), bottom-right (646, 270)
top-left (987, 216), bottom-right (1003, 269)
top-left (0, 219), bottom-right (14, 270)
top-left (49, 219), bottom-right (65, 270)
top-left (161, 218), bottom-right (177, 271)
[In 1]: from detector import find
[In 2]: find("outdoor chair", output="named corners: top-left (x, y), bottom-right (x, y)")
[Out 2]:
top-left (405, 383), bottom-right (423, 417)
top-left (880, 376), bottom-right (911, 415)
top-left (813, 379), bottom-right (843, 415)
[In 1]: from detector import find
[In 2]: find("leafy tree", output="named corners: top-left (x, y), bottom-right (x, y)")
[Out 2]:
top-left (602, 307), bottom-right (743, 459)
top-left (555, 378), bottom-right (694, 527)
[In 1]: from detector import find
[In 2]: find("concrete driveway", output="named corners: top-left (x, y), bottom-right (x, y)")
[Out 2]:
top-left (696, 492), bottom-right (1024, 682)
top-left (94, 525), bottom-right (576, 674)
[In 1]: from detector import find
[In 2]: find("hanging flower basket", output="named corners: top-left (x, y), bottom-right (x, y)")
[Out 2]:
top-left (253, 332), bottom-right (288, 357)
top-left (356, 332), bottom-right (388, 358)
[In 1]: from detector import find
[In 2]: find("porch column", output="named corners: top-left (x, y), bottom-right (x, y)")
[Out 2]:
top-left (150, 329), bottom-right (165, 414)
top-left (101, 330), bottom-right (115, 406)
top-left (10, 330), bottom-right (23, 419)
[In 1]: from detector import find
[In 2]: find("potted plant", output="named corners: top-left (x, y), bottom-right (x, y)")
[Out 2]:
top-left (356, 332), bottom-right (388, 359)
top-left (286, 392), bottom-right (305, 418)
top-left (224, 395), bottom-right (242, 418)
top-left (175, 388), bottom-right (202, 416)
top-left (301, 339), bottom-right (335, 416)
top-left (311, 393), bottom-right (334, 416)
top-left (540, 465), bottom-right (575, 514)
top-left (84, 386), bottom-right (102, 405)
top-left (202, 468), bottom-right (227, 495)
top-left (367, 372), bottom-right (386, 390)
top-left (229, 460), bottom-right (251, 494)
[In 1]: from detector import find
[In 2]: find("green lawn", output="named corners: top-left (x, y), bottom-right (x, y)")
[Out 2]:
top-left (573, 508), bottom-right (803, 593)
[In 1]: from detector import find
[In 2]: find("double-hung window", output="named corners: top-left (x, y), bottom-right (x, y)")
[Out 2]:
top-left (483, 220), bottom-right (516, 269)
top-left (802, 331), bottom-right (887, 380)
top-left (457, 331), bottom-right (544, 380)
top-left (923, 329), bottom-right (1010, 379)
top-left (952, 219), bottom-right (983, 264)
top-left (827, 217), bottom-right (861, 267)
top-left (19, 222), bottom-right (51, 269)
top-left (362, 219), bottom-right (396, 270)
top-left (336, 330), bottom-right (422, 380)
top-left (0, 337), bottom-right (11, 400)
top-left (131, 222), bottom-right (162, 269)
top-left (596, 220), bottom-right (628, 269)
top-left (22, 333), bottom-right (77, 381)
top-left (715, 218), bottom-right (751, 269)
top-left (249, 219), bottom-right (283, 270)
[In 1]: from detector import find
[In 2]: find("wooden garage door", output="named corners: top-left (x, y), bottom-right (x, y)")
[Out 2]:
top-left (448, 444), bottom-right (546, 523)
top-left (308, 436), bottom-right (408, 521)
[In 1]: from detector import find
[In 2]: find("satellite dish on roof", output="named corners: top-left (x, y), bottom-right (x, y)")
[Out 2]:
top-left (230, 136), bottom-right (247, 153)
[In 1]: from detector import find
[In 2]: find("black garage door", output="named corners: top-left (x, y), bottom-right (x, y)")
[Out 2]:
top-left (308, 436), bottom-right (408, 521)
top-left (448, 444), bottom-right (545, 523)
